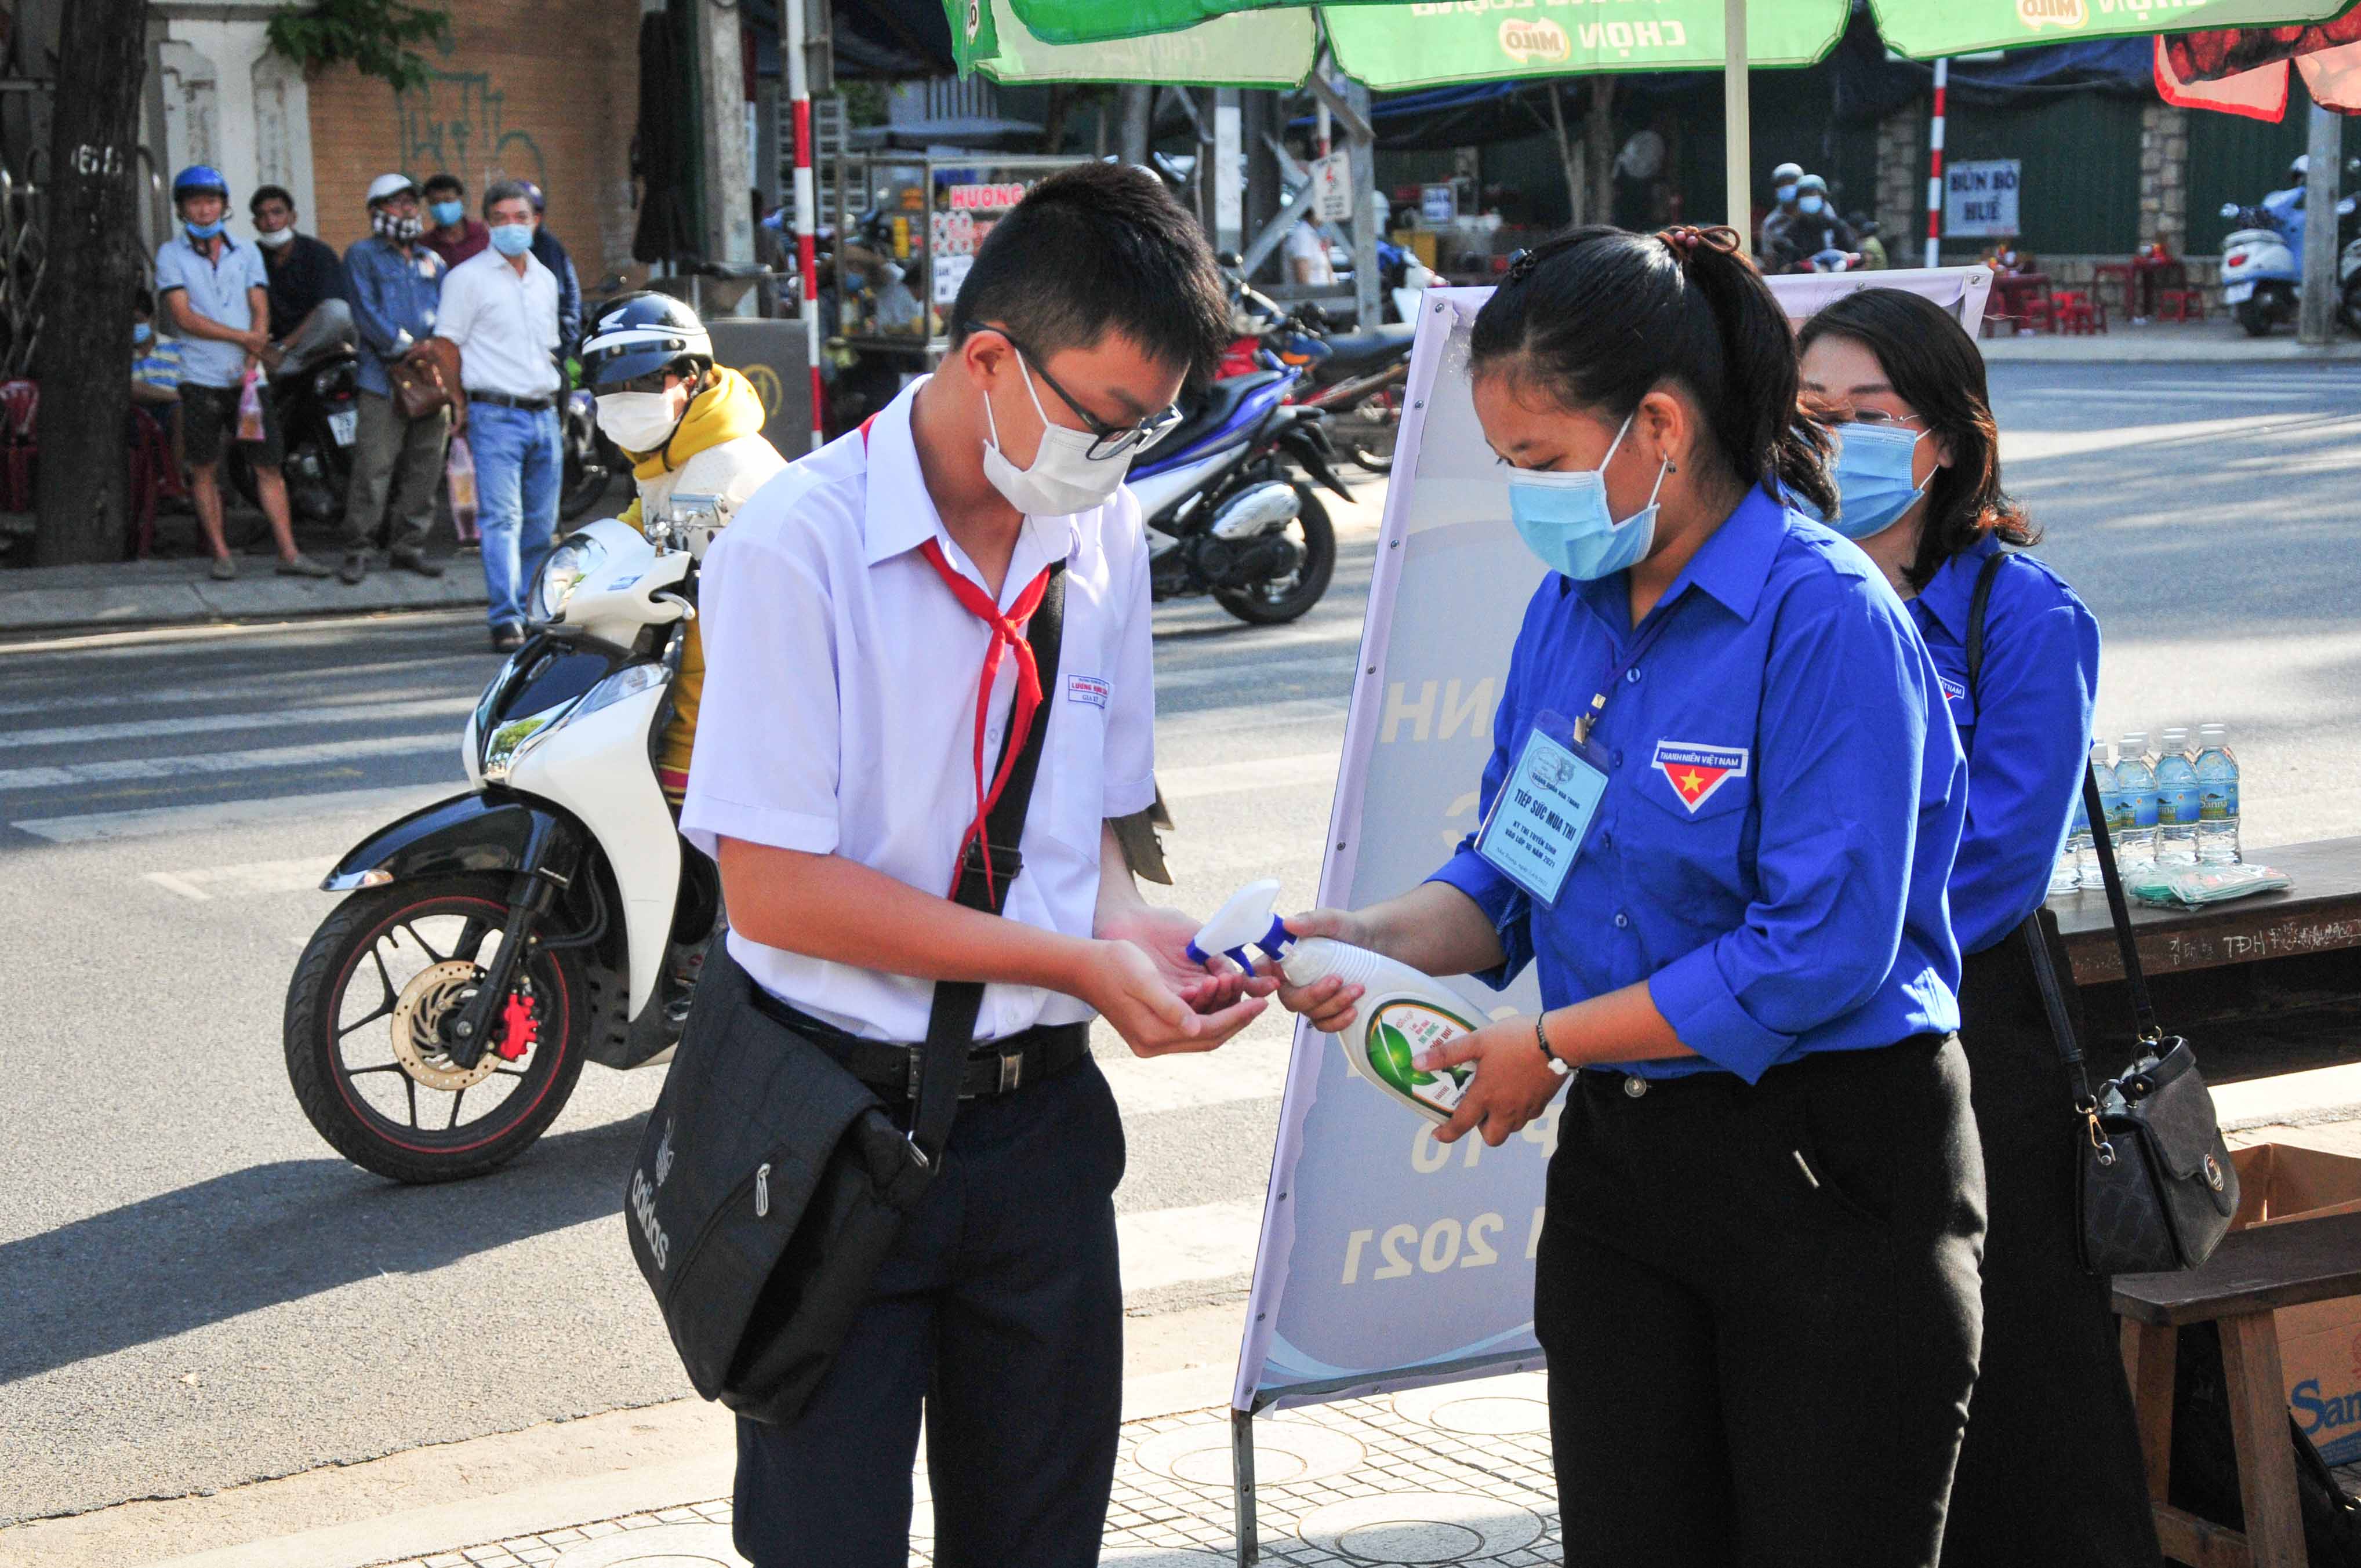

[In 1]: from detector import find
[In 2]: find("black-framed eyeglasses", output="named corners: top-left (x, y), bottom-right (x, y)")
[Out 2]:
top-left (961, 322), bottom-right (1182, 460)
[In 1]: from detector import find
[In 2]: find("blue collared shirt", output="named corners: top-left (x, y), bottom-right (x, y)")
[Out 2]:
top-left (1429, 488), bottom-right (1967, 1083)
top-left (154, 234), bottom-right (267, 389)
top-left (1909, 533), bottom-right (2100, 956)
top-left (342, 237), bottom-right (445, 398)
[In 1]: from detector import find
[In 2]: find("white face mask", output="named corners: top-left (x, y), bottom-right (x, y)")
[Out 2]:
top-left (979, 348), bottom-right (1133, 516)
top-left (254, 226), bottom-right (295, 250)
top-left (595, 388), bottom-right (686, 454)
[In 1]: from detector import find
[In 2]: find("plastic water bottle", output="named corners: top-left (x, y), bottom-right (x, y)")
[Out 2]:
top-left (2081, 739), bottom-right (2119, 889)
top-left (2155, 727), bottom-right (2200, 865)
top-left (2194, 722), bottom-right (2242, 864)
top-left (2113, 733), bottom-right (2160, 874)
top-left (2052, 785), bottom-right (2088, 895)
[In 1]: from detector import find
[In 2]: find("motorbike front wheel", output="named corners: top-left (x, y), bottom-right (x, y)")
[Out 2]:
top-left (2236, 299), bottom-right (2273, 337)
top-left (285, 874), bottom-right (590, 1184)
top-left (1215, 487), bottom-right (1335, 626)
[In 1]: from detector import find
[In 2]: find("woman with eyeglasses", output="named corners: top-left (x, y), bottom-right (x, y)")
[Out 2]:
top-left (1798, 289), bottom-right (2148, 1568)
top-left (1271, 228), bottom-right (1983, 1565)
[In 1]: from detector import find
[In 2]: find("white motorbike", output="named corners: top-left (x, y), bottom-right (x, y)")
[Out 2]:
top-left (285, 500), bottom-right (730, 1183)
top-left (2218, 194), bottom-right (2361, 337)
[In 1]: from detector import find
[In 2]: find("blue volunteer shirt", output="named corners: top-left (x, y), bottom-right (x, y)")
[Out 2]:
top-left (1908, 532), bottom-right (2100, 957)
top-left (154, 233), bottom-right (268, 389)
top-left (1430, 487), bottom-right (1967, 1083)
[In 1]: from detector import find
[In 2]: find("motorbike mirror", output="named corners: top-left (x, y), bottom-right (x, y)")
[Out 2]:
top-left (1215, 249), bottom-right (1243, 270)
top-left (2341, 197), bottom-right (2358, 217)
top-left (2220, 202), bottom-right (2241, 219)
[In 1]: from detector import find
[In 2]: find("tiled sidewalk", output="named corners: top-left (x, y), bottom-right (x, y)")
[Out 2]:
top-left (373, 1371), bottom-right (1561, 1568)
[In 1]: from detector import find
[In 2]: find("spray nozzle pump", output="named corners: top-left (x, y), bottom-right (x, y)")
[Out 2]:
top-left (1185, 879), bottom-right (1296, 972)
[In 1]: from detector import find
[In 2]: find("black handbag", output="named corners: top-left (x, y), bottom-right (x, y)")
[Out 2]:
top-left (1967, 552), bottom-right (2238, 1276)
top-left (623, 567), bottom-right (1066, 1424)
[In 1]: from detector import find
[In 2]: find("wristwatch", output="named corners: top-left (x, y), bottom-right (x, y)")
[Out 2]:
top-left (1534, 1011), bottom-right (1571, 1077)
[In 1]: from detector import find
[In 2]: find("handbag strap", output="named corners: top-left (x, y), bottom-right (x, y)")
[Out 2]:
top-left (906, 565), bottom-right (1068, 1168)
top-left (1964, 549), bottom-right (2005, 697)
top-left (2081, 760), bottom-right (2164, 1047)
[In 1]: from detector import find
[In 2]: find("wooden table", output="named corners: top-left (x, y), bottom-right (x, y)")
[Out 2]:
top-left (2049, 837), bottom-right (2361, 1082)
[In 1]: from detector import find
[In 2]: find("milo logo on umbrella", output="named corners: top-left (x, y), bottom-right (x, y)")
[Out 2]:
top-left (1498, 18), bottom-right (1570, 64)
top-left (2017, 0), bottom-right (2088, 31)
top-left (1652, 740), bottom-right (1749, 814)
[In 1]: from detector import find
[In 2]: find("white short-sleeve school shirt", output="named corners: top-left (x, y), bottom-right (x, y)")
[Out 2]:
top-left (680, 377), bottom-right (1157, 1043)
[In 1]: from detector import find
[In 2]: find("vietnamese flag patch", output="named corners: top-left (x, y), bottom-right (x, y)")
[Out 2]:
top-left (1652, 740), bottom-right (1749, 813)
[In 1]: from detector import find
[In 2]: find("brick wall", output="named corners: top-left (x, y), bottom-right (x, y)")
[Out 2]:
top-left (303, 0), bottom-right (644, 276)
top-left (1875, 103), bottom-right (1923, 260)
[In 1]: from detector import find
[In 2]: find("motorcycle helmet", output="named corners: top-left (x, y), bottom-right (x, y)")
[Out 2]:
top-left (1771, 161), bottom-right (1804, 189)
top-left (519, 180), bottom-right (547, 214)
top-left (1796, 173), bottom-right (1829, 196)
top-left (2290, 155), bottom-right (2311, 185)
top-left (365, 172), bottom-right (418, 208)
top-left (172, 165), bottom-right (230, 205)
top-left (579, 291), bottom-right (714, 391)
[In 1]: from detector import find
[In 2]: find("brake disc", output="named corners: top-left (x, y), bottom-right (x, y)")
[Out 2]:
top-left (388, 959), bottom-right (503, 1093)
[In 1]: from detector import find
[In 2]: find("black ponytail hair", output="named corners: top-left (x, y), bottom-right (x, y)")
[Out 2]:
top-left (1469, 224), bottom-right (1836, 519)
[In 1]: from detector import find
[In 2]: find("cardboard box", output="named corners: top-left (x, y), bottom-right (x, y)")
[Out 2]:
top-left (2229, 1143), bottom-right (2361, 1464)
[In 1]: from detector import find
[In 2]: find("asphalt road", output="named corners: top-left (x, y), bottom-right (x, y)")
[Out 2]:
top-left (1, 361), bottom-right (2357, 1528)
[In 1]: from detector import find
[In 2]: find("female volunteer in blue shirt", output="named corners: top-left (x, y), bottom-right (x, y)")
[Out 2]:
top-left (1276, 227), bottom-right (1982, 1567)
top-left (1799, 289), bottom-right (2152, 1568)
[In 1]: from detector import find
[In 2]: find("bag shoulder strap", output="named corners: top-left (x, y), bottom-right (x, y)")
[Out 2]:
top-left (906, 565), bottom-right (1068, 1165)
top-left (1964, 548), bottom-right (2007, 696)
top-left (2082, 761), bottom-right (2165, 1048)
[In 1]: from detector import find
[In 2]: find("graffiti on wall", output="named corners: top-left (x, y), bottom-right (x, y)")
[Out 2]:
top-left (395, 71), bottom-right (547, 193)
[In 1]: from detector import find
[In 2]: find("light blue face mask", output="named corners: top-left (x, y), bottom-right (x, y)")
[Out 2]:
top-left (489, 222), bottom-right (534, 258)
top-left (1797, 194), bottom-right (1826, 216)
top-left (1830, 422), bottom-right (1930, 540)
top-left (183, 218), bottom-right (226, 240)
top-left (1775, 183), bottom-right (1799, 205)
top-left (1506, 413), bottom-right (1669, 581)
top-left (133, 322), bottom-right (152, 346)
top-left (430, 200), bottom-right (465, 228)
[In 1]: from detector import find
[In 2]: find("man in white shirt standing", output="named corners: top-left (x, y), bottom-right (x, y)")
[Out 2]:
top-left (681, 163), bottom-right (1266, 1568)
top-left (437, 180), bottom-right (561, 651)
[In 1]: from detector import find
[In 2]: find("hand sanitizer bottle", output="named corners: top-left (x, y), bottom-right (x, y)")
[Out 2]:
top-left (1189, 881), bottom-right (1484, 1125)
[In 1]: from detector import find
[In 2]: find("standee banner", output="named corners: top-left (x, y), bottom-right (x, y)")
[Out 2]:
top-left (1230, 267), bottom-right (1992, 1417)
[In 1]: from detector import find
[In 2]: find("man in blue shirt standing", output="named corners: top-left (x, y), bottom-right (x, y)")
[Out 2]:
top-left (337, 173), bottom-right (450, 585)
top-left (154, 166), bottom-right (329, 580)
top-left (518, 182), bottom-right (583, 357)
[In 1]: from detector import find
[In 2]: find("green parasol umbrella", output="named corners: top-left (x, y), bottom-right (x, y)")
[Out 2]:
top-left (945, 0), bottom-right (2360, 267)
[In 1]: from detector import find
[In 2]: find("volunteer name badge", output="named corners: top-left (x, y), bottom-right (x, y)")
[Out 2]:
top-left (1475, 709), bottom-right (1607, 906)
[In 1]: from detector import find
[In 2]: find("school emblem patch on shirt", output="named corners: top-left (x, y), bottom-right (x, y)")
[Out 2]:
top-left (1652, 740), bottom-right (1749, 813)
top-left (1938, 675), bottom-right (1967, 705)
top-left (1068, 674), bottom-right (1110, 709)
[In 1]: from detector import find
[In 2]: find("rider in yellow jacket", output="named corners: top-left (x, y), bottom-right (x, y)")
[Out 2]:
top-left (579, 293), bottom-right (786, 803)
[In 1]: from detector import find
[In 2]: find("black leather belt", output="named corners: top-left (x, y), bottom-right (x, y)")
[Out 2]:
top-left (467, 391), bottom-right (554, 412)
top-left (749, 988), bottom-right (1090, 1101)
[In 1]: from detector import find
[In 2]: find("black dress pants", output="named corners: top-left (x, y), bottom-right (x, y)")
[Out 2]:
top-left (732, 1056), bottom-right (1127, 1568)
top-left (1539, 1035), bottom-right (1986, 1568)
top-left (1938, 926), bottom-right (2165, 1568)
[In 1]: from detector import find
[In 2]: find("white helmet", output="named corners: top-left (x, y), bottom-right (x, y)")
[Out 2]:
top-left (366, 172), bottom-right (418, 208)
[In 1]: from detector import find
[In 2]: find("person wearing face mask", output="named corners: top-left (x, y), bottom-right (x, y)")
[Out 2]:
top-left (1270, 227), bottom-right (1980, 1566)
top-left (577, 292), bottom-right (785, 805)
top-left (681, 162), bottom-right (1272, 1568)
top-left (1767, 174), bottom-right (1859, 274)
top-left (246, 184), bottom-right (351, 375)
top-left (339, 172), bottom-right (451, 585)
top-left (1757, 159), bottom-right (1805, 263)
top-left (420, 173), bottom-right (489, 268)
top-left (154, 165), bottom-right (330, 580)
top-left (438, 180), bottom-right (564, 650)
top-left (1799, 290), bottom-right (2140, 1568)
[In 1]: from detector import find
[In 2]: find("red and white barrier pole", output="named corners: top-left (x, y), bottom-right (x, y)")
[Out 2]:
top-left (1924, 57), bottom-right (1948, 268)
top-left (785, 0), bottom-right (823, 453)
